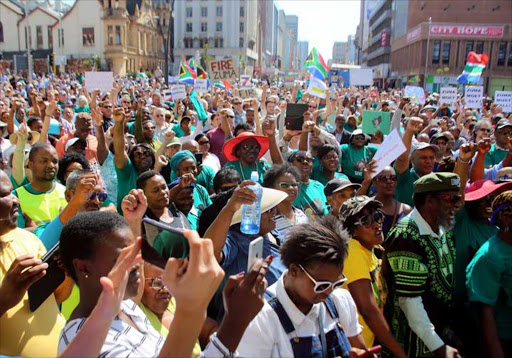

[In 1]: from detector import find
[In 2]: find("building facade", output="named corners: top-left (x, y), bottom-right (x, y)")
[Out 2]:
top-left (285, 15), bottom-right (298, 71)
top-left (366, 0), bottom-right (392, 85)
top-left (332, 41), bottom-right (348, 64)
top-left (390, 0), bottom-right (512, 95)
top-left (297, 41), bottom-right (308, 71)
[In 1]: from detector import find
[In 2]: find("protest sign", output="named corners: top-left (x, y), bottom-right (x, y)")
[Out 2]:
top-left (371, 129), bottom-right (407, 178)
top-left (208, 58), bottom-right (239, 81)
top-left (194, 79), bottom-right (208, 93)
top-left (171, 85), bottom-right (186, 100)
top-left (404, 86), bottom-right (426, 104)
top-left (239, 88), bottom-right (256, 99)
top-left (306, 77), bottom-right (327, 99)
top-left (495, 91), bottom-right (512, 113)
top-left (464, 86), bottom-right (483, 109)
top-left (440, 87), bottom-right (458, 107)
top-left (85, 72), bottom-right (113, 93)
top-left (162, 90), bottom-right (172, 102)
top-left (362, 110), bottom-right (391, 135)
top-left (239, 75), bottom-right (251, 90)
top-left (284, 76), bottom-right (295, 89)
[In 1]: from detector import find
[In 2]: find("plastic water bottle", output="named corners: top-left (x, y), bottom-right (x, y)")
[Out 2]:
top-left (241, 171), bottom-right (263, 235)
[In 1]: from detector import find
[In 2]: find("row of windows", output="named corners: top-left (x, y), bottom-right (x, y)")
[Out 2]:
top-left (432, 40), bottom-right (512, 66)
top-left (186, 22), bottom-right (243, 33)
top-left (183, 37), bottom-right (245, 49)
top-left (187, 6), bottom-right (244, 18)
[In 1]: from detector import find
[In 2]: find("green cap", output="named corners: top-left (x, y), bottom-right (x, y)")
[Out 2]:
top-left (413, 172), bottom-right (460, 194)
top-left (338, 196), bottom-right (383, 223)
top-left (166, 137), bottom-right (182, 147)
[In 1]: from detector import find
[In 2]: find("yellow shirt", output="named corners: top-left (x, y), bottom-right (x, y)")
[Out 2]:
top-left (0, 228), bottom-right (66, 357)
top-left (343, 238), bottom-right (386, 347)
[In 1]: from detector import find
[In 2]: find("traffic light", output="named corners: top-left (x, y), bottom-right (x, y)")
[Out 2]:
top-left (49, 52), bottom-right (56, 73)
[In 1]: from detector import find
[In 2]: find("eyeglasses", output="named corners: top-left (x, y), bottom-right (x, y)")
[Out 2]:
top-left (145, 277), bottom-right (166, 291)
top-left (299, 264), bottom-right (347, 293)
top-left (294, 156), bottom-right (313, 164)
top-left (435, 193), bottom-right (462, 204)
top-left (240, 144), bottom-right (260, 151)
top-left (478, 128), bottom-right (491, 132)
top-left (276, 182), bottom-right (299, 189)
top-left (90, 191), bottom-right (108, 202)
top-left (233, 102), bottom-right (242, 105)
top-left (103, 105), bottom-right (113, 109)
top-left (497, 130), bottom-right (512, 136)
top-left (353, 211), bottom-right (384, 228)
top-left (198, 140), bottom-right (210, 145)
top-left (375, 175), bottom-right (397, 183)
top-left (308, 105), bottom-right (317, 109)
top-left (133, 151), bottom-right (152, 158)
top-left (227, 115), bottom-right (235, 118)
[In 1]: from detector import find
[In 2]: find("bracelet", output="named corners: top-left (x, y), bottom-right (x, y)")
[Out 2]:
top-left (209, 332), bottom-right (235, 357)
top-left (458, 158), bottom-right (470, 164)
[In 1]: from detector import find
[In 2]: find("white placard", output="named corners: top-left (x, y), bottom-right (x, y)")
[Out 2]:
top-left (239, 75), bottom-right (252, 90)
top-left (495, 91), bottom-right (512, 113)
top-left (349, 68), bottom-right (373, 86)
top-left (371, 129), bottom-right (407, 178)
top-left (85, 72), bottom-right (113, 93)
top-left (464, 86), bottom-right (483, 109)
top-left (162, 90), bottom-right (172, 102)
top-left (306, 77), bottom-right (327, 99)
top-left (440, 87), bottom-right (458, 107)
top-left (171, 85), bottom-right (187, 100)
top-left (194, 79), bottom-right (208, 93)
top-left (404, 86), bottom-right (426, 105)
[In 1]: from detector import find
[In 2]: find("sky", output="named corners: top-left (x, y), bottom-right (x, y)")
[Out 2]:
top-left (277, 0), bottom-right (361, 61)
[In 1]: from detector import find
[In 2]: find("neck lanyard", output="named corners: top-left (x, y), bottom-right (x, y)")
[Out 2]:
top-left (239, 161), bottom-right (258, 181)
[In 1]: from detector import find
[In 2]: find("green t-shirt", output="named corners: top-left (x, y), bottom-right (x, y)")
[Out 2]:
top-left (224, 160), bottom-right (271, 183)
top-left (74, 105), bottom-right (91, 114)
top-left (294, 179), bottom-right (328, 219)
top-left (196, 165), bottom-right (215, 192)
top-left (115, 159), bottom-right (140, 209)
top-left (466, 235), bottom-right (512, 339)
top-left (311, 171), bottom-right (348, 187)
top-left (192, 184), bottom-right (212, 218)
top-left (394, 167), bottom-right (420, 207)
top-left (452, 207), bottom-right (497, 307)
top-left (484, 143), bottom-right (508, 167)
top-left (171, 123), bottom-right (196, 138)
top-left (340, 144), bottom-right (378, 181)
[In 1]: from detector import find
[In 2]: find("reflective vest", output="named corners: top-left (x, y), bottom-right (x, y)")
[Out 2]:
top-left (15, 183), bottom-right (67, 227)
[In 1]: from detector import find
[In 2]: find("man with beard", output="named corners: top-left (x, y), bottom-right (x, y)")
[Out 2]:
top-left (383, 173), bottom-right (462, 358)
top-left (14, 143), bottom-right (67, 229)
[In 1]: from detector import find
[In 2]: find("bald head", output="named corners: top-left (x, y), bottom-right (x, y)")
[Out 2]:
top-left (182, 140), bottom-right (199, 153)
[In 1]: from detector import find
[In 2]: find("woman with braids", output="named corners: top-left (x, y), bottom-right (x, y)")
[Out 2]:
top-left (235, 218), bottom-right (369, 357)
top-left (466, 190), bottom-right (512, 358)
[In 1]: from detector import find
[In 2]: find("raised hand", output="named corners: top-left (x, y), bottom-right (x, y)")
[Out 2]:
top-left (91, 107), bottom-right (103, 128)
top-left (121, 189), bottom-right (147, 223)
top-left (477, 138), bottom-right (491, 155)
top-left (180, 173), bottom-right (197, 188)
top-left (45, 99), bottom-right (57, 117)
top-left (154, 155), bottom-right (169, 172)
top-left (70, 172), bottom-right (99, 205)
top-left (113, 108), bottom-right (125, 123)
top-left (262, 116), bottom-right (276, 137)
top-left (163, 129), bottom-right (175, 143)
top-left (406, 116), bottom-right (423, 133)
top-left (224, 181), bottom-right (257, 214)
top-left (458, 143), bottom-right (476, 162)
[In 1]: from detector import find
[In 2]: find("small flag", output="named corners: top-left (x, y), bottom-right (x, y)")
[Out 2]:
top-left (189, 90), bottom-right (208, 125)
top-left (304, 48), bottom-right (330, 80)
top-left (213, 80), bottom-right (232, 91)
top-left (457, 51), bottom-right (489, 85)
top-left (179, 61), bottom-right (196, 85)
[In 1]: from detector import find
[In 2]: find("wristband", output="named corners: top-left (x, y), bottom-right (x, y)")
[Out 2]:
top-left (458, 158), bottom-right (470, 164)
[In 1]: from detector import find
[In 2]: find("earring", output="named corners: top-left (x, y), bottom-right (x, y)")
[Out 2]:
top-left (84, 274), bottom-right (89, 279)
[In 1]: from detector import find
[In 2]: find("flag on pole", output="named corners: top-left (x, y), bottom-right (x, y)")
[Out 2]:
top-left (179, 61), bottom-right (196, 85)
top-left (457, 51), bottom-right (489, 85)
top-left (304, 48), bottom-right (330, 80)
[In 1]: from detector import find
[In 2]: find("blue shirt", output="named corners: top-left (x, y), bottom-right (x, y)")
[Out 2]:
top-left (39, 214), bottom-right (64, 250)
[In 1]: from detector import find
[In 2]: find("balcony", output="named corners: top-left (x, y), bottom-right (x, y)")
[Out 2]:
top-left (369, 0), bottom-right (388, 22)
top-left (370, 10), bottom-right (391, 32)
top-left (366, 47), bottom-right (390, 62)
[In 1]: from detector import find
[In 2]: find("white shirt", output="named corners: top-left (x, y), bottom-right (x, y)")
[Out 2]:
top-left (58, 300), bottom-right (164, 357)
top-left (236, 273), bottom-right (362, 357)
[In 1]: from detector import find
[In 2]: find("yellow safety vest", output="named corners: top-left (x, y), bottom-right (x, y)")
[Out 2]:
top-left (15, 183), bottom-right (67, 227)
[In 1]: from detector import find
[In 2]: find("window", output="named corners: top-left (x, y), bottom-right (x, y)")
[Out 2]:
top-left (201, 7), bottom-right (207, 16)
top-left (199, 38), bottom-right (207, 48)
top-left (201, 22), bottom-right (207, 32)
top-left (59, 29), bottom-right (64, 47)
top-left (36, 25), bottom-right (43, 49)
top-left (497, 42), bottom-right (506, 66)
top-left (465, 41), bottom-right (473, 57)
top-left (240, 22), bottom-right (244, 32)
top-left (432, 40), bottom-right (440, 64)
top-left (476, 41), bottom-right (484, 54)
top-left (186, 7), bottom-right (192, 17)
top-left (47, 26), bottom-right (53, 47)
top-left (214, 38), bottom-right (223, 48)
top-left (239, 37), bottom-right (244, 48)
top-left (508, 43), bottom-right (512, 66)
top-left (186, 23), bottom-right (192, 32)
top-left (216, 6), bottom-right (222, 16)
top-left (0, 22), bottom-right (3, 43)
top-left (240, 6), bottom-right (244, 17)
top-left (216, 22), bottom-right (222, 31)
top-left (442, 42), bottom-right (450, 64)
top-left (82, 27), bottom-right (95, 46)
top-left (115, 25), bottom-right (121, 45)
top-left (108, 26), bottom-right (113, 45)
top-left (184, 38), bottom-right (193, 48)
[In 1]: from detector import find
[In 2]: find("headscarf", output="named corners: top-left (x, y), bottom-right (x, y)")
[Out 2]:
top-left (490, 190), bottom-right (512, 227)
top-left (169, 150), bottom-right (196, 180)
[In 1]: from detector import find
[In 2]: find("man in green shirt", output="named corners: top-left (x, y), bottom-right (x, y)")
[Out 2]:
top-left (340, 129), bottom-right (378, 183)
top-left (484, 119), bottom-right (512, 167)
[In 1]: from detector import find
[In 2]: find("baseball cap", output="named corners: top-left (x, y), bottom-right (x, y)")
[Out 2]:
top-left (430, 132), bottom-right (449, 143)
top-left (410, 141), bottom-right (439, 156)
top-left (413, 172), bottom-right (460, 194)
top-left (324, 178), bottom-right (361, 197)
top-left (65, 137), bottom-right (87, 151)
top-left (338, 195), bottom-right (383, 223)
top-left (166, 137), bottom-right (182, 148)
top-left (496, 118), bottom-right (512, 130)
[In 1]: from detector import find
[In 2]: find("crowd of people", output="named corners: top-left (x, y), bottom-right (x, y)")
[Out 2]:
top-left (0, 68), bottom-right (511, 358)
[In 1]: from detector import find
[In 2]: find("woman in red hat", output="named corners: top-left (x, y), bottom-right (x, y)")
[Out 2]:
top-left (222, 118), bottom-right (283, 182)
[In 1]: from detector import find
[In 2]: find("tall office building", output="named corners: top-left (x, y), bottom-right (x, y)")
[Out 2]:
top-left (297, 41), bottom-right (309, 70)
top-left (332, 41), bottom-right (349, 64)
top-left (285, 15), bottom-right (298, 71)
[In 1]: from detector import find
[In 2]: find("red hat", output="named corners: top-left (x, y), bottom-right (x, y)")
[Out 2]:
top-left (465, 179), bottom-right (512, 201)
top-left (222, 131), bottom-right (269, 162)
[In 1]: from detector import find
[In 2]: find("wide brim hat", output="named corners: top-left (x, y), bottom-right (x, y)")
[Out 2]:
top-left (420, 105), bottom-right (437, 113)
top-left (230, 188), bottom-right (288, 225)
top-left (222, 131), bottom-right (269, 162)
top-left (465, 179), bottom-right (512, 201)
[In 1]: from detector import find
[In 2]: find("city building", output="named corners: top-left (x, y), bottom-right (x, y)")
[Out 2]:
top-left (366, 0), bottom-right (392, 87)
top-left (172, 0), bottom-right (258, 76)
top-left (347, 34), bottom-right (356, 64)
top-left (276, 9), bottom-right (287, 72)
top-left (390, 0), bottom-right (512, 95)
top-left (257, 0), bottom-right (277, 73)
top-left (0, 0), bottom-right (26, 52)
top-left (297, 41), bottom-right (309, 71)
top-left (332, 41), bottom-right (349, 64)
top-left (285, 15), bottom-right (298, 71)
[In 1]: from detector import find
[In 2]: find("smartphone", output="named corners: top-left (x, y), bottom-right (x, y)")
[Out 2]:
top-left (142, 217), bottom-right (188, 269)
top-left (194, 152), bottom-right (203, 166)
top-left (357, 345), bottom-right (382, 358)
top-left (247, 236), bottom-right (264, 272)
top-left (285, 103), bottom-right (308, 130)
top-left (28, 243), bottom-right (66, 312)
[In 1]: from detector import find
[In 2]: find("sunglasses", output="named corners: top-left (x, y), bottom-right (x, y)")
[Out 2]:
top-left (226, 115), bottom-right (235, 118)
top-left (90, 191), bottom-right (108, 202)
top-left (435, 193), bottom-right (462, 204)
top-left (133, 151), bottom-right (152, 158)
top-left (294, 156), bottom-right (313, 164)
top-left (240, 144), bottom-right (260, 151)
top-left (276, 182), bottom-right (299, 189)
top-left (233, 102), bottom-right (242, 105)
top-left (103, 105), bottom-right (113, 109)
top-left (353, 210), bottom-right (384, 228)
top-left (219, 185), bottom-right (238, 193)
top-left (479, 128), bottom-right (491, 132)
top-left (497, 130), bottom-right (512, 136)
top-left (308, 105), bottom-right (317, 109)
top-left (375, 175), bottom-right (398, 183)
top-left (145, 277), bottom-right (165, 291)
top-left (299, 264), bottom-right (347, 293)
top-left (198, 140), bottom-right (210, 145)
